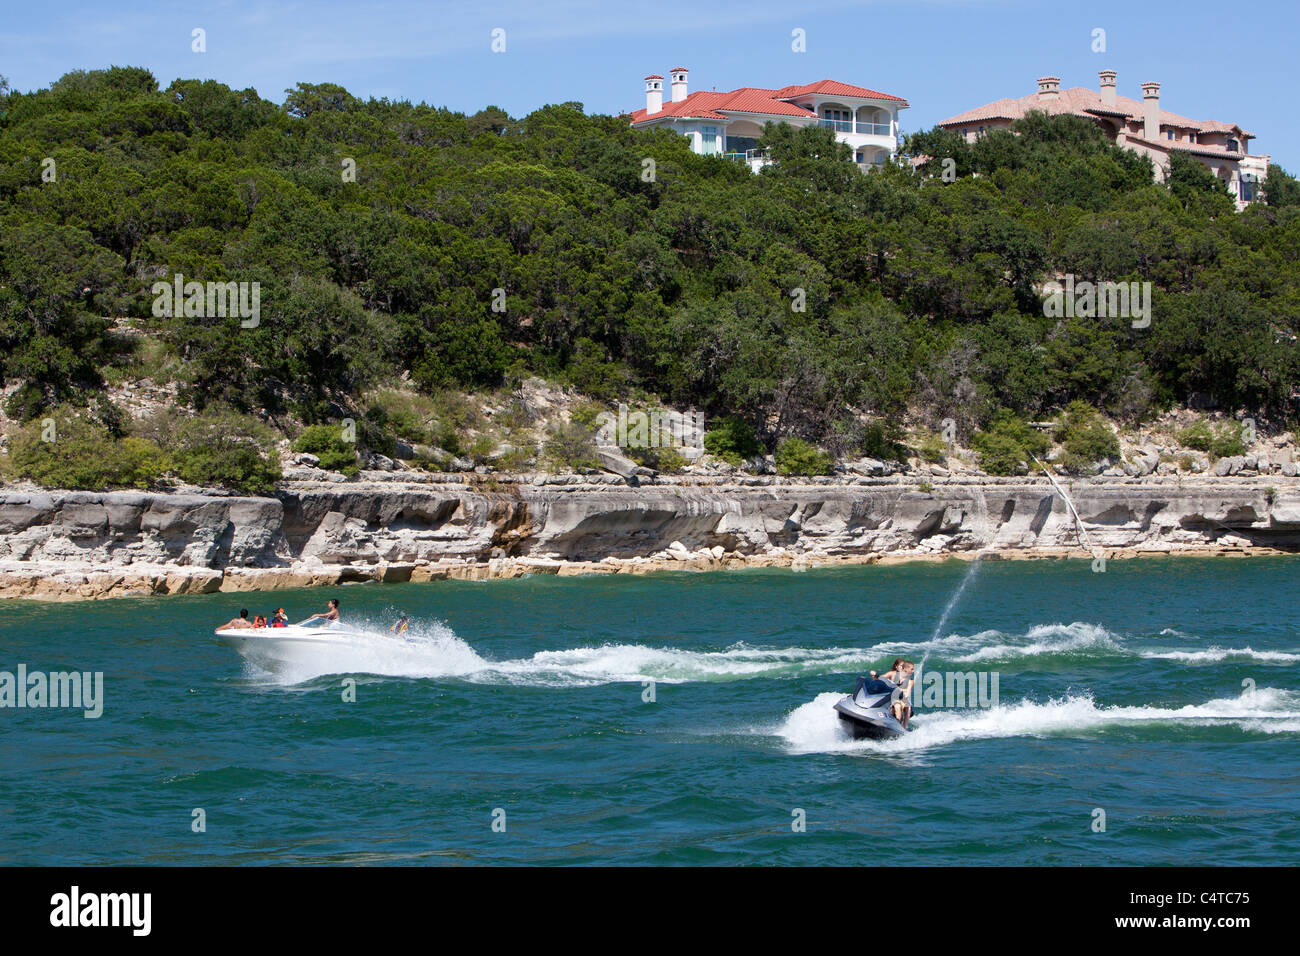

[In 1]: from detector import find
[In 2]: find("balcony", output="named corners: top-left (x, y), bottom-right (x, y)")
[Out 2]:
top-left (722, 148), bottom-right (770, 163)
top-left (818, 118), bottom-right (893, 136)
top-left (720, 148), bottom-right (772, 173)
top-left (856, 122), bottom-right (892, 136)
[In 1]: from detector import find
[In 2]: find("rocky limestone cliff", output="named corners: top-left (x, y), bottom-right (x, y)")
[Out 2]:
top-left (2, 474), bottom-right (1298, 600)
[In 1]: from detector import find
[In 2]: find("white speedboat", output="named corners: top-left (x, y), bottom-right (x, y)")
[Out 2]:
top-left (215, 617), bottom-right (378, 674)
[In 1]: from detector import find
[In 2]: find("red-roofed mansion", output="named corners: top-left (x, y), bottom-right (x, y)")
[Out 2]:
top-left (938, 72), bottom-right (1269, 209)
top-left (627, 68), bottom-right (908, 172)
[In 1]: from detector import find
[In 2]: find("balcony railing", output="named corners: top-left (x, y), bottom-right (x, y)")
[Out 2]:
top-left (721, 148), bottom-right (771, 164)
top-left (856, 122), bottom-right (892, 136)
top-left (819, 119), bottom-right (894, 136)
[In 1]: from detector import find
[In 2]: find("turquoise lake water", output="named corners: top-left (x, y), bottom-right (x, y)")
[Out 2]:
top-left (1, 556), bottom-right (1297, 865)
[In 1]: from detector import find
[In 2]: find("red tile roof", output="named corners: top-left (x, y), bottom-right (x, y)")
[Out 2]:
top-left (1127, 136), bottom-right (1244, 159)
top-left (774, 79), bottom-right (907, 103)
top-left (938, 85), bottom-right (1251, 138)
top-left (627, 79), bottom-right (906, 126)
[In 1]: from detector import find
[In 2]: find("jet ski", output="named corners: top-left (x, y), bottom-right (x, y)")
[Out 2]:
top-left (833, 676), bottom-right (913, 740)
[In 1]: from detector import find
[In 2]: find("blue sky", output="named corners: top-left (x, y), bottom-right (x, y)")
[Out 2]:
top-left (3, 0), bottom-right (1297, 168)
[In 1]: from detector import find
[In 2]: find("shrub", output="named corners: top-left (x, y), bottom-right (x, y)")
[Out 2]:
top-left (175, 445), bottom-right (281, 493)
top-left (703, 416), bottom-right (764, 465)
top-left (467, 432), bottom-right (497, 465)
top-left (1177, 420), bottom-right (1246, 459)
top-left (7, 415), bottom-right (168, 490)
top-left (542, 421), bottom-right (599, 471)
top-left (3, 383), bottom-right (49, 423)
top-left (1054, 401), bottom-right (1119, 474)
top-left (364, 388), bottom-right (440, 447)
top-left (495, 441), bottom-right (537, 472)
top-left (293, 424), bottom-right (359, 476)
top-left (916, 431), bottom-right (947, 464)
top-left (857, 420), bottom-right (908, 461)
top-left (168, 408), bottom-right (283, 493)
top-left (625, 444), bottom-right (688, 474)
top-left (775, 437), bottom-right (833, 476)
top-left (972, 410), bottom-right (1050, 476)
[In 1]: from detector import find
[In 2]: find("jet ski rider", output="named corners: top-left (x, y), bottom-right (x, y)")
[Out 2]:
top-left (879, 658), bottom-right (916, 729)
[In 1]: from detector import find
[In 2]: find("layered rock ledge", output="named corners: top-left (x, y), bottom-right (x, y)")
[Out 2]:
top-left (2, 473), bottom-right (1298, 601)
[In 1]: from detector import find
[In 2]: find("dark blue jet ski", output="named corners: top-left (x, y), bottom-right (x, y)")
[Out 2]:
top-left (833, 676), bottom-right (912, 740)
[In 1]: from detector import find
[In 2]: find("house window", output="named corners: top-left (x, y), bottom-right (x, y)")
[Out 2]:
top-left (1240, 173), bottom-right (1257, 202)
top-left (1227, 138), bottom-right (1239, 153)
top-left (700, 125), bottom-right (720, 156)
top-left (821, 108), bottom-right (852, 132)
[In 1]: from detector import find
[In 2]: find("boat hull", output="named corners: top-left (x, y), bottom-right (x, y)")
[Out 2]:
top-left (833, 696), bottom-right (910, 740)
top-left (215, 625), bottom-right (374, 675)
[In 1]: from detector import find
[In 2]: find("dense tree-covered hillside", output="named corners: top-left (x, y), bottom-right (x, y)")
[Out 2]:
top-left (1, 66), bottom-right (1298, 480)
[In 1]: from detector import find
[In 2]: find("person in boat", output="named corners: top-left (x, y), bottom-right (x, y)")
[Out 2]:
top-left (880, 658), bottom-right (916, 729)
top-left (309, 598), bottom-right (340, 623)
top-left (271, 608), bottom-right (288, 627)
top-left (252, 614), bottom-right (267, 628)
top-left (216, 609), bottom-right (254, 632)
top-left (389, 614), bottom-right (409, 634)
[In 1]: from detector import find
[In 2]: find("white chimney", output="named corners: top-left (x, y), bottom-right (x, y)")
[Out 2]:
top-left (1142, 81), bottom-right (1161, 140)
top-left (644, 74), bottom-right (663, 114)
top-left (1036, 75), bottom-right (1060, 103)
top-left (670, 67), bottom-right (689, 103)
top-left (1099, 70), bottom-right (1117, 108)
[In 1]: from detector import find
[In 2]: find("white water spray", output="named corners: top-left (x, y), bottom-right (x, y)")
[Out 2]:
top-left (920, 555), bottom-right (986, 671)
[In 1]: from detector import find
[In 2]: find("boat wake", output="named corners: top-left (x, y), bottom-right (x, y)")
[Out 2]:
top-left (877, 622), bottom-right (1298, 666)
top-left (235, 619), bottom-right (881, 687)
top-left (774, 687), bottom-right (1300, 755)
top-left (231, 618), bottom-right (1298, 688)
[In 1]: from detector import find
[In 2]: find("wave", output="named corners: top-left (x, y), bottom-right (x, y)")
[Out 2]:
top-left (886, 622), bottom-right (1298, 666)
top-left (774, 687), bottom-right (1300, 754)
top-left (239, 620), bottom-right (884, 687)
top-left (235, 615), bottom-right (1299, 688)
top-left (945, 622), bottom-right (1123, 663)
top-left (1139, 647), bottom-right (1300, 664)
